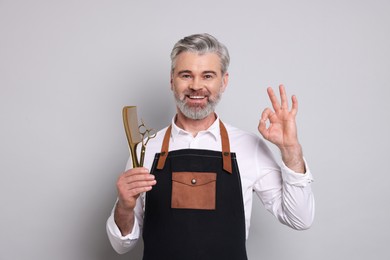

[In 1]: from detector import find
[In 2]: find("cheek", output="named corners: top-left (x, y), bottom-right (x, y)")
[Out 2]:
top-left (171, 84), bottom-right (182, 98)
top-left (172, 80), bottom-right (187, 92)
top-left (209, 82), bottom-right (224, 95)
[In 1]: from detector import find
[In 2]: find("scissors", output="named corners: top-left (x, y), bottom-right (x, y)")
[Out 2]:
top-left (138, 119), bottom-right (157, 167)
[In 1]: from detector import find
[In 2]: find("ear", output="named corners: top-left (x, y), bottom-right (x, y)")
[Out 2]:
top-left (170, 73), bottom-right (174, 90)
top-left (221, 72), bottom-right (229, 92)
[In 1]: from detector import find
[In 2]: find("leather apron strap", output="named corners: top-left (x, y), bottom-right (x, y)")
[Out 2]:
top-left (156, 120), bottom-right (232, 174)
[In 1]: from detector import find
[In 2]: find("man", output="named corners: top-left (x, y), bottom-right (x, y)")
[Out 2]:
top-left (107, 33), bottom-right (314, 259)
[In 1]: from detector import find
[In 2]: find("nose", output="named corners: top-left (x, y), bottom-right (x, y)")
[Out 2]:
top-left (189, 77), bottom-right (204, 90)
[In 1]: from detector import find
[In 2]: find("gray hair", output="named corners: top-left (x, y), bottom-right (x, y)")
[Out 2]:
top-left (170, 33), bottom-right (230, 75)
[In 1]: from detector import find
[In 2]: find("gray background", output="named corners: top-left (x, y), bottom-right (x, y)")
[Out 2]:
top-left (1, 0), bottom-right (389, 259)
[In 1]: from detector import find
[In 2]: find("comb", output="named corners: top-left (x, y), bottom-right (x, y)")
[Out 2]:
top-left (122, 106), bottom-right (142, 168)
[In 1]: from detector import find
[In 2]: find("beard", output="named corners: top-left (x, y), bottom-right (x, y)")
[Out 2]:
top-left (174, 89), bottom-right (222, 120)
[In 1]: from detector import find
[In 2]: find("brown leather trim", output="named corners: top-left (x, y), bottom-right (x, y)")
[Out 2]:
top-left (156, 125), bottom-right (172, 170)
top-left (156, 120), bottom-right (232, 173)
top-left (219, 120), bottom-right (232, 174)
top-left (171, 172), bottom-right (217, 210)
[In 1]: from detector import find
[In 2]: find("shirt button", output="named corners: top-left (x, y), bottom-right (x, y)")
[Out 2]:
top-left (191, 179), bottom-right (197, 185)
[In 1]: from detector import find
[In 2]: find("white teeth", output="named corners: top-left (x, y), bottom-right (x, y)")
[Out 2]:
top-left (189, 96), bottom-right (205, 99)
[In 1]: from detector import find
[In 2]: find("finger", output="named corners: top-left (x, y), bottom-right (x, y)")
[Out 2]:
top-left (260, 107), bottom-right (273, 121)
top-left (124, 172), bottom-right (155, 181)
top-left (267, 87), bottom-right (281, 112)
top-left (122, 167), bottom-right (150, 177)
top-left (118, 185), bottom-right (154, 204)
top-left (261, 107), bottom-right (278, 123)
top-left (124, 167), bottom-right (149, 174)
top-left (126, 179), bottom-right (156, 194)
top-left (127, 176), bottom-right (156, 187)
top-left (258, 108), bottom-right (272, 138)
top-left (258, 119), bottom-right (268, 139)
top-left (129, 185), bottom-right (154, 195)
top-left (291, 95), bottom-right (298, 116)
top-left (117, 168), bottom-right (155, 189)
top-left (117, 174), bottom-right (155, 188)
top-left (118, 177), bottom-right (156, 196)
top-left (279, 84), bottom-right (289, 110)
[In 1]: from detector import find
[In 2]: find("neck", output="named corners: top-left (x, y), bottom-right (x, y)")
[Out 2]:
top-left (175, 111), bottom-right (217, 137)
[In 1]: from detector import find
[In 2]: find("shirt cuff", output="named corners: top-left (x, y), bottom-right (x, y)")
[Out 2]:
top-left (107, 213), bottom-right (140, 242)
top-left (280, 157), bottom-right (314, 187)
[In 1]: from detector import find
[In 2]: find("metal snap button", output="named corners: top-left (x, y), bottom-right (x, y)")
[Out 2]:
top-left (191, 178), bottom-right (197, 185)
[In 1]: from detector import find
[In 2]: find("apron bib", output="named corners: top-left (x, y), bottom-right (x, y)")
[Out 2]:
top-left (142, 121), bottom-right (247, 260)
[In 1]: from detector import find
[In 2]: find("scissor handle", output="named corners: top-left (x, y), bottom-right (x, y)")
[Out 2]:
top-left (139, 119), bottom-right (156, 138)
top-left (147, 129), bottom-right (157, 138)
top-left (138, 121), bottom-right (148, 135)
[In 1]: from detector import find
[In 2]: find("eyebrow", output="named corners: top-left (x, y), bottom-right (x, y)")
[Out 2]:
top-left (177, 70), bottom-right (218, 75)
top-left (177, 70), bottom-right (192, 75)
top-left (202, 70), bottom-right (218, 76)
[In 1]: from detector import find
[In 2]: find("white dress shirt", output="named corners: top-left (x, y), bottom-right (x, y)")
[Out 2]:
top-left (107, 117), bottom-right (315, 254)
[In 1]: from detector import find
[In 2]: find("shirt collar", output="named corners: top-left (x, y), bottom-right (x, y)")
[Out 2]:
top-left (171, 114), bottom-right (220, 142)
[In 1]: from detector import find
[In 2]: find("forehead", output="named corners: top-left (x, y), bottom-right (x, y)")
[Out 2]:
top-left (174, 52), bottom-right (221, 74)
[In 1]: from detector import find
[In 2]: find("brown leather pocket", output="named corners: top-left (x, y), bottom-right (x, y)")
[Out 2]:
top-left (171, 172), bottom-right (217, 210)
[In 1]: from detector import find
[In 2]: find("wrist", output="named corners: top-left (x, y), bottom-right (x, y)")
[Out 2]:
top-left (114, 201), bottom-right (135, 236)
top-left (280, 144), bottom-right (306, 173)
top-left (116, 200), bottom-right (134, 213)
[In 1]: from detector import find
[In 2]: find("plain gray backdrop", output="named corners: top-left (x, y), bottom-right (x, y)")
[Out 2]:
top-left (1, 0), bottom-right (389, 259)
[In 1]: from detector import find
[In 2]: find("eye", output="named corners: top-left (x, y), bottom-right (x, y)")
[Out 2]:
top-left (180, 74), bottom-right (192, 79)
top-left (203, 74), bottom-right (214, 80)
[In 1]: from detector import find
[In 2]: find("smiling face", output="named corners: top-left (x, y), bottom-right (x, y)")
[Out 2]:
top-left (171, 52), bottom-right (229, 120)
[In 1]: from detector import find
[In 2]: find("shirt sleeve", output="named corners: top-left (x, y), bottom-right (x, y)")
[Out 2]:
top-left (106, 195), bottom-right (145, 254)
top-left (254, 152), bottom-right (315, 230)
top-left (280, 158), bottom-right (314, 187)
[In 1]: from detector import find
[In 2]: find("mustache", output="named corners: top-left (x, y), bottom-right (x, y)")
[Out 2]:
top-left (183, 90), bottom-right (210, 97)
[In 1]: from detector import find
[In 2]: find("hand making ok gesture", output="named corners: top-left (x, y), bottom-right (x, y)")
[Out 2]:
top-left (258, 84), bottom-right (305, 173)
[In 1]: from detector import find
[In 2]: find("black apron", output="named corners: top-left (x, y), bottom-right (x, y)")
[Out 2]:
top-left (142, 121), bottom-right (247, 260)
